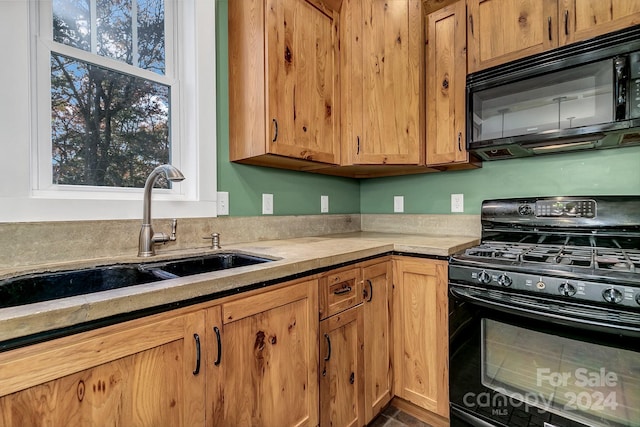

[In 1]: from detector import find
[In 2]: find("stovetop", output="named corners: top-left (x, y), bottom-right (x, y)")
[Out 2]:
top-left (449, 196), bottom-right (640, 310)
top-left (459, 240), bottom-right (640, 274)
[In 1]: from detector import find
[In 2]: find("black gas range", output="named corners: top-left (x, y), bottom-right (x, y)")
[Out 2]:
top-left (449, 196), bottom-right (640, 335)
top-left (448, 196), bottom-right (640, 427)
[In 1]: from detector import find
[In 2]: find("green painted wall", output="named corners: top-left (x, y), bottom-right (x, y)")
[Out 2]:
top-left (215, 0), bottom-right (360, 216)
top-left (216, 0), bottom-right (640, 217)
top-left (361, 146), bottom-right (640, 214)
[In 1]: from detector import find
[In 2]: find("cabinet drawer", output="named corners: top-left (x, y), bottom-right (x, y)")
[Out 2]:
top-left (319, 267), bottom-right (363, 320)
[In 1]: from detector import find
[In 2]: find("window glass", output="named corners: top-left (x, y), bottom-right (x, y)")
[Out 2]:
top-left (50, 0), bottom-right (169, 188)
top-left (51, 53), bottom-right (170, 187)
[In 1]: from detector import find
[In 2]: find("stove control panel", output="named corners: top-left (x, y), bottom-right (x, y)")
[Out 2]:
top-left (452, 265), bottom-right (639, 308)
top-left (535, 199), bottom-right (596, 218)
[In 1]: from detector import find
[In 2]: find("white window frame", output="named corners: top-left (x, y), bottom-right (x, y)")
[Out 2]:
top-left (0, 0), bottom-right (217, 222)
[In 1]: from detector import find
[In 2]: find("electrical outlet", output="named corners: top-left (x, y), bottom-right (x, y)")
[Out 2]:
top-left (394, 196), bottom-right (404, 213)
top-left (262, 193), bottom-right (273, 215)
top-left (217, 191), bottom-right (229, 216)
top-left (321, 195), bottom-right (329, 213)
top-left (451, 194), bottom-right (464, 213)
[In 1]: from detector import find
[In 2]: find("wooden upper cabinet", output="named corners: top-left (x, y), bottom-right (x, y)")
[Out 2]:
top-left (426, 1), bottom-right (475, 167)
top-left (468, 0), bottom-right (640, 73)
top-left (560, 0), bottom-right (640, 46)
top-left (342, 0), bottom-right (424, 166)
top-left (229, 0), bottom-right (341, 170)
top-left (467, 0), bottom-right (559, 73)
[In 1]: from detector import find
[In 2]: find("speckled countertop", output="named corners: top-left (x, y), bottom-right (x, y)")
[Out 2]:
top-left (0, 232), bottom-right (479, 344)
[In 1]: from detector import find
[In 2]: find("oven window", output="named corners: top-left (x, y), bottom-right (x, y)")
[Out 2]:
top-left (481, 319), bottom-right (639, 427)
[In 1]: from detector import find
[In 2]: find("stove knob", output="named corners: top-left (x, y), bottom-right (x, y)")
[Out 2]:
top-left (497, 274), bottom-right (512, 287)
top-left (478, 270), bottom-right (492, 284)
top-left (558, 282), bottom-right (577, 297)
top-left (602, 288), bottom-right (624, 304)
top-left (637, 294), bottom-right (640, 306)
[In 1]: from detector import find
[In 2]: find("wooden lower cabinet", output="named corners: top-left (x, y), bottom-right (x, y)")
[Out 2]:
top-left (319, 259), bottom-right (393, 427)
top-left (392, 256), bottom-right (449, 420)
top-left (0, 256), bottom-right (451, 427)
top-left (319, 305), bottom-right (365, 427)
top-left (362, 261), bottom-right (393, 423)
top-left (0, 278), bottom-right (319, 427)
top-left (0, 311), bottom-right (206, 427)
top-left (213, 279), bottom-right (319, 427)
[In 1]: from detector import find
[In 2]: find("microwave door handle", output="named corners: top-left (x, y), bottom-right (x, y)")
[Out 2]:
top-left (614, 56), bottom-right (628, 121)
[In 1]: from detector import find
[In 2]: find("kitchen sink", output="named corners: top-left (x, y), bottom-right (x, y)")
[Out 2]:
top-left (0, 265), bottom-right (165, 309)
top-left (155, 253), bottom-right (272, 277)
top-left (0, 252), bottom-right (273, 309)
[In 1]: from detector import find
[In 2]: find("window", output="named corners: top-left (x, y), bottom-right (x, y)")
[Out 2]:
top-left (0, 0), bottom-right (217, 222)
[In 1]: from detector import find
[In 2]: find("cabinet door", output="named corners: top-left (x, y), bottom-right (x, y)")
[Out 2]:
top-left (347, 0), bottom-right (423, 165)
top-left (319, 306), bottom-right (365, 427)
top-left (426, 1), bottom-right (469, 166)
top-left (560, 0), bottom-right (640, 46)
top-left (217, 280), bottom-right (319, 427)
top-left (0, 312), bottom-right (206, 427)
top-left (392, 257), bottom-right (449, 418)
top-left (362, 261), bottom-right (393, 424)
top-left (266, 0), bottom-right (341, 164)
top-left (467, 0), bottom-right (558, 73)
top-left (205, 305), bottom-right (224, 426)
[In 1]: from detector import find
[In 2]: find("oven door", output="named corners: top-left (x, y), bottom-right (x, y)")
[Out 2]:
top-left (449, 283), bottom-right (640, 427)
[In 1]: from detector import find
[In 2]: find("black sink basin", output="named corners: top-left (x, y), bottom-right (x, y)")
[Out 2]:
top-left (0, 266), bottom-right (165, 309)
top-left (0, 252), bottom-right (273, 309)
top-left (155, 252), bottom-right (271, 277)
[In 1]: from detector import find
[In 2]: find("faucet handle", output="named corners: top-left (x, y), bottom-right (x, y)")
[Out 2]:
top-left (203, 232), bottom-right (221, 250)
top-left (169, 219), bottom-right (178, 241)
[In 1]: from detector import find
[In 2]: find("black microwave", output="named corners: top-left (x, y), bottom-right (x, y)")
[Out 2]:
top-left (466, 25), bottom-right (640, 160)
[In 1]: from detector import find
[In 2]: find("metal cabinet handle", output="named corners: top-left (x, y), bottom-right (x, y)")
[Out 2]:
top-left (324, 333), bottom-right (331, 361)
top-left (364, 279), bottom-right (373, 302)
top-left (349, 372), bottom-right (355, 384)
top-left (334, 285), bottom-right (352, 295)
top-left (213, 326), bottom-right (222, 366)
top-left (272, 118), bottom-right (278, 142)
top-left (193, 333), bottom-right (201, 375)
top-left (357, 136), bottom-right (360, 155)
top-left (469, 14), bottom-right (474, 36)
top-left (564, 10), bottom-right (569, 35)
top-left (457, 132), bottom-right (462, 152)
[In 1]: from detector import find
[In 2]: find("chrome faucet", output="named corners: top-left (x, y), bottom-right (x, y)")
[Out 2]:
top-left (138, 164), bottom-right (185, 257)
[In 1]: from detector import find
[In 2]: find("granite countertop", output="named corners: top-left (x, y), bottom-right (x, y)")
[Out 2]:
top-left (0, 232), bottom-right (479, 344)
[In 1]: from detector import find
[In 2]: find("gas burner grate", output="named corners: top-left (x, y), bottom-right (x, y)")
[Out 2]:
top-left (464, 243), bottom-right (640, 273)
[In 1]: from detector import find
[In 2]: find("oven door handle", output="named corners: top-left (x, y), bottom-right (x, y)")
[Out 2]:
top-left (449, 283), bottom-right (640, 337)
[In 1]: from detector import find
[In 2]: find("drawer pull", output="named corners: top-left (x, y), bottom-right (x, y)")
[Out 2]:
top-left (193, 333), bottom-right (201, 375)
top-left (324, 333), bottom-right (332, 361)
top-left (213, 326), bottom-right (222, 366)
top-left (333, 285), bottom-right (352, 295)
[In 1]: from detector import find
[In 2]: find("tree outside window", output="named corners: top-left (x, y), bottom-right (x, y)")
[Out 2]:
top-left (50, 0), bottom-right (170, 188)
